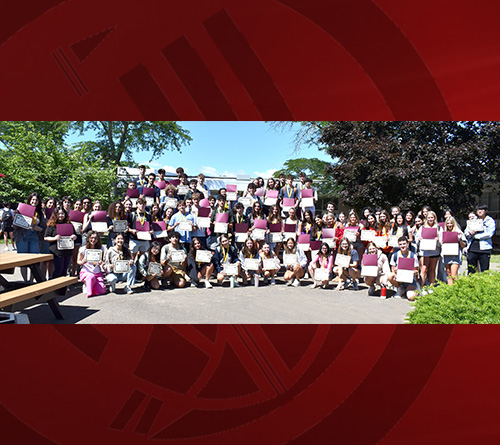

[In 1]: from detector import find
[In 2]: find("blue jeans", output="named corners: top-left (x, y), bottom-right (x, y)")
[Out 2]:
top-left (16, 230), bottom-right (40, 254)
top-left (106, 264), bottom-right (137, 287)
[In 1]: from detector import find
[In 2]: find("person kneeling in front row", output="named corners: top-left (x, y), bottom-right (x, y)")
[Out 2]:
top-left (104, 233), bottom-right (136, 294)
top-left (387, 236), bottom-right (420, 300)
top-left (161, 232), bottom-right (188, 288)
top-left (213, 234), bottom-right (241, 287)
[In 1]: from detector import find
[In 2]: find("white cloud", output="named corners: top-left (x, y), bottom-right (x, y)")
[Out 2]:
top-left (253, 168), bottom-right (278, 178)
top-left (199, 166), bottom-right (240, 177)
top-left (161, 165), bottom-right (177, 174)
top-left (148, 160), bottom-right (162, 167)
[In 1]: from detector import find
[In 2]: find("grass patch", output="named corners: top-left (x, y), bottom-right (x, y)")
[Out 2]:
top-left (407, 271), bottom-right (500, 324)
top-left (491, 254), bottom-right (500, 264)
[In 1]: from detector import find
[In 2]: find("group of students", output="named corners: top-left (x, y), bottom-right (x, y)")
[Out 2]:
top-left (2, 166), bottom-right (496, 301)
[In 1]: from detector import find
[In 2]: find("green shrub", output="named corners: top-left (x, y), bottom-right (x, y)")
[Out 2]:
top-left (406, 271), bottom-right (500, 324)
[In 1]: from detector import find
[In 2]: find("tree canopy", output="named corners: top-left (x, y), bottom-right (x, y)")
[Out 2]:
top-left (0, 123), bottom-right (117, 205)
top-left (71, 121), bottom-right (192, 165)
top-left (289, 121), bottom-right (499, 215)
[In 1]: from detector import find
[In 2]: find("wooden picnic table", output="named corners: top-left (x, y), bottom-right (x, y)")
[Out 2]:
top-left (0, 252), bottom-right (77, 320)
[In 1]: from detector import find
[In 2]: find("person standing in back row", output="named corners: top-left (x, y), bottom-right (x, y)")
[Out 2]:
top-left (464, 204), bottom-right (496, 274)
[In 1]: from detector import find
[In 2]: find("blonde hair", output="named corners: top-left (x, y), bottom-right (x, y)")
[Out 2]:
top-left (424, 210), bottom-right (438, 228)
top-left (444, 216), bottom-right (460, 232)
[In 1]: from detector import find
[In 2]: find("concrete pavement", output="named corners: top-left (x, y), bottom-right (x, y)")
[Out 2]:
top-left (12, 272), bottom-right (413, 324)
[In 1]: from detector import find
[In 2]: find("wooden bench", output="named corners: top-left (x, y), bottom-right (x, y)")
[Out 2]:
top-left (0, 276), bottom-right (78, 320)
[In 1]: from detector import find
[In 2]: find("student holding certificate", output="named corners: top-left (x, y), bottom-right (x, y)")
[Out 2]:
top-left (190, 192), bottom-right (208, 248)
top-left (464, 204), bottom-right (496, 274)
top-left (415, 210), bottom-right (442, 288)
top-left (106, 201), bottom-right (127, 248)
top-left (128, 198), bottom-right (153, 260)
top-left (279, 175), bottom-right (298, 212)
top-left (139, 173), bottom-right (161, 207)
top-left (196, 173), bottom-right (210, 198)
top-left (161, 232), bottom-right (188, 288)
top-left (187, 237), bottom-right (214, 288)
top-left (168, 200), bottom-right (196, 250)
top-left (387, 237), bottom-right (420, 300)
top-left (233, 202), bottom-right (249, 250)
top-left (176, 173), bottom-right (190, 201)
top-left (299, 178), bottom-right (317, 215)
top-left (266, 205), bottom-right (283, 256)
top-left (238, 238), bottom-right (261, 286)
top-left (283, 238), bottom-right (307, 287)
top-left (248, 200), bottom-right (265, 227)
top-left (376, 210), bottom-right (392, 259)
top-left (77, 230), bottom-right (106, 298)
top-left (311, 214), bottom-right (324, 242)
top-left (242, 183), bottom-right (262, 215)
top-left (265, 178), bottom-right (276, 193)
top-left (14, 193), bottom-right (45, 256)
top-left (260, 243), bottom-right (279, 285)
top-left (308, 242), bottom-right (333, 289)
top-left (344, 210), bottom-right (365, 264)
top-left (333, 238), bottom-right (361, 291)
top-left (213, 234), bottom-right (241, 287)
top-left (284, 207), bottom-right (300, 236)
top-left (138, 241), bottom-right (164, 290)
top-left (361, 213), bottom-right (378, 245)
top-left (362, 242), bottom-right (390, 296)
top-left (159, 185), bottom-right (178, 214)
top-left (14, 194), bottom-right (46, 281)
top-left (82, 200), bottom-right (104, 244)
top-left (44, 207), bottom-right (76, 279)
top-left (210, 195), bottom-right (234, 246)
top-left (441, 217), bottom-right (467, 285)
top-left (390, 213), bottom-right (410, 254)
top-left (104, 233), bottom-right (136, 294)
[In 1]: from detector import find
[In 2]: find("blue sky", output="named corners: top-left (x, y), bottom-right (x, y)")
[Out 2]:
top-left (131, 122), bottom-right (332, 178)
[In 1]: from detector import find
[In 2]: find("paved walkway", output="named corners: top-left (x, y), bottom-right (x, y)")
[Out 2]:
top-left (4, 254), bottom-right (498, 324)
top-left (8, 269), bottom-right (413, 324)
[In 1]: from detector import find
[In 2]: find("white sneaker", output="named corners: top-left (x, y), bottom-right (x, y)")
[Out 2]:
top-left (292, 279), bottom-right (300, 287)
top-left (368, 286), bottom-right (376, 296)
top-left (287, 280), bottom-right (293, 286)
top-left (394, 285), bottom-right (405, 298)
top-left (205, 280), bottom-right (213, 289)
top-left (109, 281), bottom-right (116, 293)
top-left (124, 286), bottom-right (133, 294)
top-left (82, 284), bottom-right (87, 294)
top-left (304, 272), bottom-right (309, 279)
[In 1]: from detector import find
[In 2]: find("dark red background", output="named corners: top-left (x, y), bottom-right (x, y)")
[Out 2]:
top-left (2, 1), bottom-right (500, 442)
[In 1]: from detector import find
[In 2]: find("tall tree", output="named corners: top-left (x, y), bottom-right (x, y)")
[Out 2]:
top-left (315, 121), bottom-right (500, 215)
top-left (71, 121), bottom-right (192, 165)
top-left (0, 121), bottom-right (71, 146)
top-left (0, 122), bottom-right (116, 205)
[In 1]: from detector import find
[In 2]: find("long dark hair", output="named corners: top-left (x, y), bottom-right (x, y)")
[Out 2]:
top-left (147, 241), bottom-right (162, 262)
top-left (107, 201), bottom-right (125, 220)
top-left (242, 238), bottom-right (258, 258)
top-left (47, 206), bottom-right (70, 227)
top-left (27, 192), bottom-right (43, 217)
top-left (188, 237), bottom-right (205, 258)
